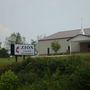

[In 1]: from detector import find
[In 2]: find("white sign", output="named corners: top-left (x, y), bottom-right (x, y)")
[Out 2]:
top-left (15, 44), bottom-right (34, 55)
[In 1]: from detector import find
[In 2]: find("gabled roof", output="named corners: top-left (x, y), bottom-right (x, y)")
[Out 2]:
top-left (67, 34), bottom-right (90, 41)
top-left (39, 28), bottom-right (90, 41)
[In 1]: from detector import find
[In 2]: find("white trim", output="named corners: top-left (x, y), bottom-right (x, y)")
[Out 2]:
top-left (69, 34), bottom-right (90, 42)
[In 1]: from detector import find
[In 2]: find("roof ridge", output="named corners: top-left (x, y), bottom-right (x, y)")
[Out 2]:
top-left (46, 28), bottom-right (81, 38)
top-left (39, 28), bottom-right (90, 41)
top-left (52, 27), bottom-right (90, 33)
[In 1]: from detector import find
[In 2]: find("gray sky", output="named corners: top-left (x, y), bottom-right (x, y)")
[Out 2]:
top-left (0, 0), bottom-right (90, 44)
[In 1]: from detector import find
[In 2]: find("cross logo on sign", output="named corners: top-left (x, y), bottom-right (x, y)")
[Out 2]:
top-left (16, 46), bottom-right (19, 53)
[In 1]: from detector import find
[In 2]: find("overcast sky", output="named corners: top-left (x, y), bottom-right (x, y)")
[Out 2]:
top-left (0, 0), bottom-right (90, 44)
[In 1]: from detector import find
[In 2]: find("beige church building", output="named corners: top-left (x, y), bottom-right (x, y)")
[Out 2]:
top-left (38, 28), bottom-right (90, 55)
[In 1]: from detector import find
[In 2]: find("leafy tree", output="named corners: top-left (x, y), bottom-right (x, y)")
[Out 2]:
top-left (31, 39), bottom-right (37, 47)
top-left (16, 32), bottom-right (22, 44)
top-left (51, 41), bottom-right (61, 54)
top-left (31, 39), bottom-right (38, 55)
top-left (22, 37), bottom-right (26, 44)
top-left (4, 32), bottom-right (26, 62)
top-left (5, 32), bottom-right (26, 49)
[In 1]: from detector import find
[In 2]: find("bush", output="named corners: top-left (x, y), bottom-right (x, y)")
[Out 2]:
top-left (69, 64), bottom-right (90, 90)
top-left (0, 70), bottom-right (19, 90)
top-left (0, 55), bottom-right (90, 90)
top-left (0, 58), bottom-right (32, 75)
top-left (18, 71), bottom-right (38, 85)
top-left (0, 48), bottom-right (9, 58)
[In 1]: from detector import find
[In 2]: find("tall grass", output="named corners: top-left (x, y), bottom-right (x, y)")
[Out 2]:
top-left (0, 55), bottom-right (90, 90)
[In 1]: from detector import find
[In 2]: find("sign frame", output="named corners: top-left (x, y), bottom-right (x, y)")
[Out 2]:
top-left (14, 44), bottom-right (35, 55)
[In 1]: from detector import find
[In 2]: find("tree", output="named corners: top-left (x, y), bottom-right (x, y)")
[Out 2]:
top-left (31, 39), bottom-right (37, 47)
top-left (51, 41), bottom-right (61, 54)
top-left (5, 32), bottom-right (26, 49)
top-left (16, 32), bottom-right (22, 44)
top-left (4, 32), bottom-right (26, 62)
top-left (31, 39), bottom-right (38, 55)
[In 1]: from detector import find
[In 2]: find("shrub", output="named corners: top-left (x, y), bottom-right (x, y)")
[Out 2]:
top-left (0, 55), bottom-right (89, 90)
top-left (0, 70), bottom-right (19, 90)
top-left (0, 58), bottom-right (32, 75)
top-left (18, 71), bottom-right (38, 85)
top-left (69, 64), bottom-right (90, 90)
top-left (0, 48), bottom-right (9, 58)
top-left (51, 41), bottom-right (61, 54)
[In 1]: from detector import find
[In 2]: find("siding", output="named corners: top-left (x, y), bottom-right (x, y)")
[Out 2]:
top-left (70, 42), bottom-right (80, 52)
top-left (38, 39), bottom-right (69, 55)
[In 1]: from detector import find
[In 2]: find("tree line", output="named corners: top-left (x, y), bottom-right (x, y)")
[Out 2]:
top-left (0, 32), bottom-right (37, 58)
top-left (0, 32), bottom-right (61, 57)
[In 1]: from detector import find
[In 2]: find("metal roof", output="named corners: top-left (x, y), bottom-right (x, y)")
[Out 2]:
top-left (39, 28), bottom-right (90, 41)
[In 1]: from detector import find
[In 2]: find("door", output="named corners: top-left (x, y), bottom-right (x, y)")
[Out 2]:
top-left (47, 48), bottom-right (50, 55)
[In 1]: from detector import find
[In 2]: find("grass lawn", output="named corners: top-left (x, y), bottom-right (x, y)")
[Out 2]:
top-left (0, 56), bottom-right (23, 67)
top-left (0, 53), bottom-right (90, 67)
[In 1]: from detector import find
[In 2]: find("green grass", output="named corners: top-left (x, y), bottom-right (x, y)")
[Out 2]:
top-left (72, 52), bottom-right (90, 55)
top-left (0, 56), bottom-right (23, 67)
top-left (0, 52), bottom-right (90, 67)
top-left (0, 58), bottom-right (14, 67)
